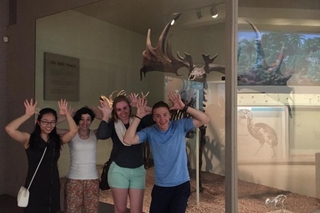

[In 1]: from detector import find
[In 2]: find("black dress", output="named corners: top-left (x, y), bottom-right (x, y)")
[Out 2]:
top-left (24, 138), bottom-right (60, 213)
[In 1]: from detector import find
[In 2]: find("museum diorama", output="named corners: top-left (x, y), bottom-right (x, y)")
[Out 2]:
top-left (32, 0), bottom-right (320, 212)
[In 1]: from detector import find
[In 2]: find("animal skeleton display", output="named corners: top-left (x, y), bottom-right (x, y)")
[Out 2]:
top-left (140, 13), bottom-right (225, 191)
top-left (100, 90), bottom-right (150, 106)
top-left (265, 194), bottom-right (287, 212)
top-left (140, 14), bottom-right (225, 83)
top-left (238, 109), bottom-right (278, 158)
top-left (100, 90), bottom-right (126, 106)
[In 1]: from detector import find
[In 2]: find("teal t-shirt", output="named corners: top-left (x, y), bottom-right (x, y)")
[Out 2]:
top-left (137, 118), bottom-right (195, 187)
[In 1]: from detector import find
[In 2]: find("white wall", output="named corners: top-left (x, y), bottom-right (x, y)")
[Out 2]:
top-left (239, 164), bottom-right (315, 198)
top-left (34, 10), bottom-right (227, 177)
top-left (35, 10), bottom-right (164, 177)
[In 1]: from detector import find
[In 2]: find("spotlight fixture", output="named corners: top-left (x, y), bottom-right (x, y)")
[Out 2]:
top-left (170, 13), bottom-right (182, 25)
top-left (171, 1), bottom-right (224, 20)
top-left (210, 6), bottom-right (218, 18)
top-left (196, 9), bottom-right (202, 19)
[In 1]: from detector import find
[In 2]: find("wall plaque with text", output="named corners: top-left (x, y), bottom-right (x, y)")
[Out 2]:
top-left (44, 52), bottom-right (79, 101)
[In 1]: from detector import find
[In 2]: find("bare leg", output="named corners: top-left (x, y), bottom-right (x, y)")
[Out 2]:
top-left (111, 187), bottom-right (129, 213)
top-left (128, 188), bottom-right (144, 213)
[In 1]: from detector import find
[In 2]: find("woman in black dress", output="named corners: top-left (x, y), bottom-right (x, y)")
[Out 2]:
top-left (5, 99), bottom-right (78, 213)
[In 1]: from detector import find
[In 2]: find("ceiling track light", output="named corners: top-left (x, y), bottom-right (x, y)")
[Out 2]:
top-left (210, 6), bottom-right (218, 18)
top-left (170, 1), bottom-right (224, 21)
top-left (196, 9), bottom-right (202, 19)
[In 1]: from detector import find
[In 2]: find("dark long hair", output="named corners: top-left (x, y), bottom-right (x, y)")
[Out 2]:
top-left (110, 95), bottom-right (132, 122)
top-left (73, 107), bottom-right (95, 125)
top-left (29, 108), bottom-right (61, 150)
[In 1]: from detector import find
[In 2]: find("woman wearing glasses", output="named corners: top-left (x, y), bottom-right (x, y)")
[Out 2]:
top-left (5, 99), bottom-right (78, 213)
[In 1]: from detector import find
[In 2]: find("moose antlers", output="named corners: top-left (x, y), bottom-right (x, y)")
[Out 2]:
top-left (100, 90), bottom-right (150, 106)
top-left (140, 13), bottom-right (225, 82)
top-left (100, 90), bottom-right (126, 106)
top-left (140, 14), bottom-right (191, 80)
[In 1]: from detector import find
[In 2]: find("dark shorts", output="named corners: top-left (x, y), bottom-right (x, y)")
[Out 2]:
top-left (149, 181), bottom-right (190, 213)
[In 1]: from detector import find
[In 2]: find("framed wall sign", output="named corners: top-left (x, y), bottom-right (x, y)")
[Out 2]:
top-left (44, 52), bottom-right (80, 101)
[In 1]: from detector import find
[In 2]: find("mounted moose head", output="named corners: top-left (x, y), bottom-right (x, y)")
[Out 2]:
top-left (140, 14), bottom-right (225, 85)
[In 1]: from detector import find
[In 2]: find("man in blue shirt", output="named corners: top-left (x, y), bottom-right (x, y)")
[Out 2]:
top-left (123, 91), bottom-right (210, 213)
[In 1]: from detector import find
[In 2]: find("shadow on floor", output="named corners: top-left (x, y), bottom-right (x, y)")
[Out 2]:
top-left (0, 194), bottom-right (130, 213)
top-left (99, 202), bottom-right (130, 213)
top-left (0, 194), bottom-right (23, 213)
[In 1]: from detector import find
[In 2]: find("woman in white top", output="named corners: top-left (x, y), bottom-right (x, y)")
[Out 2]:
top-left (59, 107), bottom-right (99, 213)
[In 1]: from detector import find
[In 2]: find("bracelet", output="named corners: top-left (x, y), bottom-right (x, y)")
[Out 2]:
top-left (182, 104), bottom-right (189, 112)
top-left (134, 115), bottom-right (142, 120)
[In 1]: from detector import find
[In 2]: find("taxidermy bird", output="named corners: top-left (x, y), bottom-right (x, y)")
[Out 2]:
top-left (238, 109), bottom-right (278, 157)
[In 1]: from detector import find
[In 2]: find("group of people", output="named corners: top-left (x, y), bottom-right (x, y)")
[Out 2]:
top-left (5, 91), bottom-right (209, 213)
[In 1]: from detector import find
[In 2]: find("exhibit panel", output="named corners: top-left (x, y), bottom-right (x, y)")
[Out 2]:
top-left (237, 106), bottom-right (289, 162)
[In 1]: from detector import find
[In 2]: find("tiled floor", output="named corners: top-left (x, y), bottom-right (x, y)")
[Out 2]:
top-left (0, 194), bottom-right (126, 213)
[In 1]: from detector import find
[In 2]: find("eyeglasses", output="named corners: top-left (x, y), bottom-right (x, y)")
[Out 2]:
top-left (40, 120), bottom-right (57, 126)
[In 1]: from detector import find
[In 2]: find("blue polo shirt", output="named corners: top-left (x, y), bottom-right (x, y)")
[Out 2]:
top-left (137, 118), bottom-right (195, 187)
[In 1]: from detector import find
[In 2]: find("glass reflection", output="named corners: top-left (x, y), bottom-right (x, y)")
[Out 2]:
top-left (238, 0), bottom-right (320, 212)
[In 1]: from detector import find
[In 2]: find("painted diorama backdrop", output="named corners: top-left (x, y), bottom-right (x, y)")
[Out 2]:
top-left (238, 31), bottom-right (320, 86)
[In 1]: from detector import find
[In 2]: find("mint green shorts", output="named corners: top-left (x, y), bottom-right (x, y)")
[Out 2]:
top-left (108, 162), bottom-right (146, 189)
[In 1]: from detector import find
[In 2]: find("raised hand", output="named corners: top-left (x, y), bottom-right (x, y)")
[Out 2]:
top-left (129, 93), bottom-right (139, 108)
top-left (168, 91), bottom-right (184, 111)
top-left (98, 99), bottom-right (112, 119)
top-left (136, 98), bottom-right (149, 118)
top-left (58, 99), bottom-right (69, 116)
top-left (67, 105), bottom-right (75, 117)
top-left (24, 98), bottom-right (38, 116)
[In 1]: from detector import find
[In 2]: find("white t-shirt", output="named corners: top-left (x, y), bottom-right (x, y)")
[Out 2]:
top-left (67, 130), bottom-right (98, 179)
